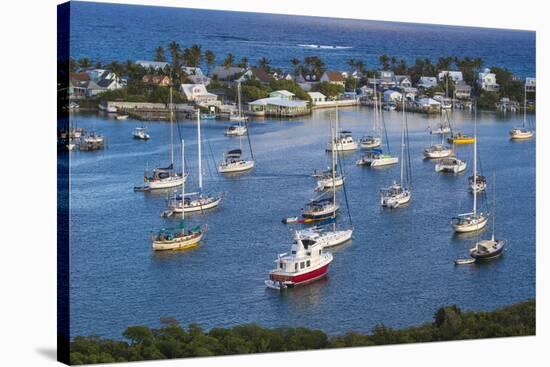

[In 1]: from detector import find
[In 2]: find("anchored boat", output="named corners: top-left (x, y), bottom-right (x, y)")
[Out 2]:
top-left (265, 231), bottom-right (333, 290)
top-left (510, 84), bottom-right (534, 140)
top-left (360, 79), bottom-right (382, 149)
top-left (326, 106), bottom-right (358, 152)
top-left (132, 126), bottom-right (150, 140)
top-left (435, 157), bottom-right (467, 174)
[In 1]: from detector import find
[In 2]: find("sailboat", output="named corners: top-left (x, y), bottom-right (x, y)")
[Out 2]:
top-left (359, 79), bottom-right (382, 149)
top-left (326, 106), bottom-right (358, 152)
top-left (137, 86), bottom-right (186, 191)
top-left (509, 84), bottom-right (534, 140)
top-left (265, 230), bottom-right (333, 290)
top-left (228, 82), bottom-right (249, 123)
top-left (299, 125), bottom-right (353, 248)
top-left (424, 111), bottom-right (453, 158)
top-left (152, 139), bottom-right (205, 251)
top-left (315, 116), bottom-right (345, 191)
top-left (452, 104), bottom-right (488, 233)
top-left (380, 93), bottom-right (412, 209)
top-left (219, 118), bottom-right (255, 173)
top-left (356, 97), bottom-right (398, 167)
top-left (165, 112), bottom-right (222, 214)
top-left (469, 172), bottom-right (506, 260)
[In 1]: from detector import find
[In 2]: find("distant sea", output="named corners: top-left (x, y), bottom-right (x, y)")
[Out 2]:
top-left (69, 1), bottom-right (536, 78)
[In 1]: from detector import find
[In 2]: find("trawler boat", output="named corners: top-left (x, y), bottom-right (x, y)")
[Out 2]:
top-left (152, 140), bottom-right (205, 251)
top-left (82, 131), bottom-right (104, 145)
top-left (510, 85), bottom-right (534, 140)
top-left (356, 149), bottom-right (398, 167)
top-left (452, 104), bottom-right (488, 233)
top-left (326, 130), bottom-right (358, 151)
top-left (423, 144), bottom-right (452, 159)
top-left (225, 123), bottom-right (247, 136)
top-left (301, 197), bottom-right (339, 219)
top-left (435, 157), bottom-right (466, 174)
top-left (380, 94), bottom-right (412, 209)
top-left (448, 132), bottom-right (475, 144)
top-left (132, 126), bottom-right (150, 140)
top-left (218, 149), bottom-right (254, 173)
top-left (165, 113), bottom-right (222, 214)
top-left (265, 231), bottom-right (333, 290)
top-left (380, 182), bottom-right (411, 208)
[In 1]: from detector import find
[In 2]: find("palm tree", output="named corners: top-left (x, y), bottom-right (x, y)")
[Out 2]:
top-left (204, 50), bottom-right (215, 75)
top-left (78, 58), bottom-right (91, 69)
top-left (379, 54), bottom-right (390, 70)
top-left (168, 41), bottom-right (181, 64)
top-left (347, 58), bottom-right (356, 71)
top-left (258, 57), bottom-right (271, 70)
top-left (223, 53), bottom-right (235, 67)
top-left (291, 58), bottom-right (301, 77)
top-left (238, 57), bottom-right (249, 68)
top-left (154, 46), bottom-right (166, 62)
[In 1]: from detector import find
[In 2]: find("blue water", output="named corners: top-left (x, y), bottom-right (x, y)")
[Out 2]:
top-left (68, 108), bottom-right (535, 339)
top-left (69, 2), bottom-right (535, 78)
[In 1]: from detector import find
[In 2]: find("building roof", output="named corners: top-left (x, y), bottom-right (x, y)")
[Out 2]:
top-left (324, 71), bottom-right (345, 82)
top-left (271, 90), bottom-right (295, 97)
top-left (180, 84), bottom-right (217, 99)
top-left (307, 92), bottom-right (326, 99)
top-left (249, 68), bottom-right (275, 83)
top-left (249, 97), bottom-right (307, 108)
top-left (70, 72), bottom-right (90, 82)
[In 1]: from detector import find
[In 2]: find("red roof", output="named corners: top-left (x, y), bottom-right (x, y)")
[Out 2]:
top-left (324, 71), bottom-right (344, 82)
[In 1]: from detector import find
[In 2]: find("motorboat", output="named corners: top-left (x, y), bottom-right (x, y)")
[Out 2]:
top-left (326, 130), bottom-right (358, 151)
top-left (225, 124), bottom-right (247, 136)
top-left (359, 135), bottom-right (382, 149)
top-left (294, 226), bottom-right (352, 249)
top-left (265, 231), bottom-right (333, 290)
top-left (132, 126), bottom-right (150, 140)
top-left (448, 132), bottom-right (475, 144)
top-left (469, 174), bottom-right (487, 193)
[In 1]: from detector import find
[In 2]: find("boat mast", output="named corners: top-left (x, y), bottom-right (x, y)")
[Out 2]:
top-left (400, 92), bottom-right (405, 186)
top-left (492, 171), bottom-right (496, 241)
top-left (473, 103), bottom-right (478, 216)
top-left (331, 124), bottom-right (337, 231)
top-left (197, 111), bottom-right (203, 194)
top-left (181, 139), bottom-right (185, 222)
top-left (523, 83), bottom-right (527, 129)
top-left (170, 85), bottom-right (174, 167)
top-left (373, 74), bottom-right (378, 134)
top-left (237, 82), bottom-right (242, 122)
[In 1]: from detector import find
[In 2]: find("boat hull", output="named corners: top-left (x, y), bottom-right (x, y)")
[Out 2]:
top-left (147, 176), bottom-right (184, 190)
top-left (452, 216), bottom-right (489, 233)
top-left (152, 231), bottom-right (203, 251)
top-left (381, 191), bottom-right (411, 208)
top-left (267, 262), bottom-right (331, 289)
top-left (218, 160), bottom-right (255, 173)
top-left (510, 130), bottom-right (534, 140)
top-left (470, 240), bottom-right (505, 260)
top-left (171, 196), bottom-right (222, 213)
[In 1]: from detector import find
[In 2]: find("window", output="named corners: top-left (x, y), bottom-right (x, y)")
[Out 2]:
top-left (295, 263), bottom-right (298, 271)
top-left (280, 262), bottom-right (283, 269)
top-left (319, 250), bottom-right (322, 255)
top-left (300, 262), bottom-right (305, 269)
top-left (291, 251), bottom-right (296, 254)
top-left (306, 260), bottom-right (310, 267)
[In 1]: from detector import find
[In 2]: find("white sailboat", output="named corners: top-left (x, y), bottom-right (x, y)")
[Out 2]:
top-left (315, 115), bottom-right (345, 191)
top-left (219, 118), bottom-right (255, 173)
top-left (360, 79), bottom-right (382, 149)
top-left (166, 112), bottom-right (222, 214)
top-left (452, 104), bottom-right (488, 233)
top-left (424, 111), bottom-right (453, 158)
top-left (509, 84), bottom-right (534, 140)
top-left (326, 106), bottom-right (358, 152)
top-left (380, 93), bottom-right (412, 209)
top-left (137, 86), bottom-right (186, 190)
top-left (152, 139), bottom-right (205, 251)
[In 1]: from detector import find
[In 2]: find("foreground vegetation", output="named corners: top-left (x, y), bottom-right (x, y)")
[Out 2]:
top-left (69, 300), bottom-right (535, 364)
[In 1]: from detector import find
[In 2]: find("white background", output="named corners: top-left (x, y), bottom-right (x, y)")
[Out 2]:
top-left (0, 0), bottom-right (547, 365)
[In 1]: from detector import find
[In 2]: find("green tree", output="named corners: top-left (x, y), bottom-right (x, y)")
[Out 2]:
top-left (311, 81), bottom-right (344, 99)
top-left (78, 58), bottom-right (91, 69)
top-left (238, 57), bottom-right (249, 68)
top-left (154, 46), bottom-right (166, 62)
top-left (379, 54), bottom-right (390, 70)
top-left (223, 53), bottom-right (235, 67)
top-left (204, 50), bottom-right (216, 75)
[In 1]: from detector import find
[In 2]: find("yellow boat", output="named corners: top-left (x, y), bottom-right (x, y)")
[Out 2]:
top-left (448, 133), bottom-right (475, 144)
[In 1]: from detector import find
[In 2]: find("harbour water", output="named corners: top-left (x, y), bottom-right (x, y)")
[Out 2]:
top-left (68, 108), bottom-right (535, 339)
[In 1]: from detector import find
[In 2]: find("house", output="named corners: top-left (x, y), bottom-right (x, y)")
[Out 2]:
top-left (416, 97), bottom-right (441, 110)
top-left (438, 71), bottom-right (463, 83)
top-left (359, 85), bottom-right (374, 97)
top-left (181, 66), bottom-right (210, 85)
top-left (179, 84), bottom-right (218, 104)
top-left (383, 90), bottom-right (402, 103)
top-left (320, 71), bottom-right (346, 87)
top-left (367, 71), bottom-right (397, 90)
top-left (417, 76), bottom-right (438, 89)
top-left (211, 66), bottom-right (245, 81)
top-left (236, 67), bottom-right (275, 84)
top-left (308, 92), bottom-right (327, 104)
top-left (142, 74), bottom-right (171, 87)
top-left (395, 75), bottom-right (412, 89)
top-left (454, 80), bottom-right (472, 99)
top-left (136, 60), bottom-right (169, 70)
top-left (69, 72), bottom-right (90, 99)
top-left (248, 97), bottom-right (309, 117)
top-left (478, 68), bottom-right (500, 92)
top-left (296, 73), bottom-right (319, 83)
top-left (269, 90), bottom-right (294, 100)
top-left (525, 77), bottom-right (536, 92)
